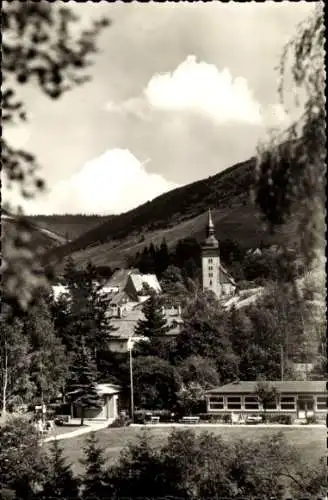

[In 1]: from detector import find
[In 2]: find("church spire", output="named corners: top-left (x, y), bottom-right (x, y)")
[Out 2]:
top-left (207, 208), bottom-right (215, 236)
top-left (202, 208), bottom-right (218, 249)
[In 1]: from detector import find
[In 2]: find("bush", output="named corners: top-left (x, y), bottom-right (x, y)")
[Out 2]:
top-left (108, 416), bottom-right (132, 428)
top-left (109, 427), bottom-right (299, 499)
top-left (198, 413), bottom-right (211, 422)
top-left (305, 415), bottom-right (317, 424)
top-left (203, 413), bottom-right (231, 423)
top-left (266, 414), bottom-right (294, 425)
top-left (224, 414), bottom-right (232, 424)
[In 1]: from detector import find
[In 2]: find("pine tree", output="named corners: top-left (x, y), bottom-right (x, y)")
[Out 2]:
top-left (134, 293), bottom-right (172, 360)
top-left (81, 432), bottom-right (112, 500)
top-left (66, 344), bottom-right (102, 426)
top-left (157, 238), bottom-right (170, 276)
top-left (39, 439), bottom-right (79, 500)
top-left (134, 293), bottom-right (168, 339)
top-left (58, 259), bottom-right (115, 376)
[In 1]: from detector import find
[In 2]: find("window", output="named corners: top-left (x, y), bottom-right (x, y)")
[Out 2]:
top-left (244, 396), bottom-right (259, 410)
top-left (208, 266), bottom-right (213, 271)
top-left (265, 399), bottom-right (277, 410)
top-left (316, 396), bottom-right (327, 410)
top-left (208, 273), bottom-right (213, 278)
top-left (209, 280), bottom-right (212, 286)
top-left (208, 258), bottom-right (213, 263)
top-left (209, 396), bottom-right (224, 410)
top-left (227, 396), bottom-right (242, 410)
top-left (280, 396), bottom-right (296, 410)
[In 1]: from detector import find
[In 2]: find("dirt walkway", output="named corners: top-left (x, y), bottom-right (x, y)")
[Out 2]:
top-left (43, 420), bottom-right (111, 443)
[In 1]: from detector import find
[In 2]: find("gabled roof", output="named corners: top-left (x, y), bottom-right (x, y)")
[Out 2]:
top-left (129, 273), bottom-right (162, 294)
top-left (97, 383), bottom-right (121, 395)
top-left (206, 380), bottom-right (327, 394)
top-left (110, 308), bottom-right (144, 339)
top-left (105, 268), bottom-right (138, 288)
top-left (108, 291), bottom-right (130, 306)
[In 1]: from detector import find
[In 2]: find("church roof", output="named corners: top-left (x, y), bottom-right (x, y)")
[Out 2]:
top-left (219, 264), bottom-right (236, 285)
top-left (201, 209), bottom-right (219, 248)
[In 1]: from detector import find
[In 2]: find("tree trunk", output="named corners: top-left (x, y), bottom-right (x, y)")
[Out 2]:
top-left (1, 347), bottom-right (8, 417)
top-left (81, 407), bottom-right (84, 426)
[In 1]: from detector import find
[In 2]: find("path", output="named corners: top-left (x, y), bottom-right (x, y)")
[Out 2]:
top-left (43, 419), bottom-right (112, 443)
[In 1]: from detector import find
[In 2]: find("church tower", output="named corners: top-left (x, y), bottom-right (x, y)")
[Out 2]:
top-left (201, 209), bottom-right (221, 298)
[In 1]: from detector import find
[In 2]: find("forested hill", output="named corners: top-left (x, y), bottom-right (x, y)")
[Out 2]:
top-left (42, 156), bottom-right (300, 270)
top-left (26, 214), bottom-right (113, 241)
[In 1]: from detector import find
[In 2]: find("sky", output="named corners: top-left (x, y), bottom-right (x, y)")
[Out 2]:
top-left (3, 1), bottom-right (315, 215)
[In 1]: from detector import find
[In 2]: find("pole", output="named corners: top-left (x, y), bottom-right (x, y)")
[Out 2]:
top-left (129, 341), bottom-right (134, 422)
top-left (280, 344), bottom-right (284, 382)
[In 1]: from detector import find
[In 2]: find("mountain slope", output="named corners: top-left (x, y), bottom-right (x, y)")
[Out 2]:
top-left (44, 156), bottom-right (299, 270)
top-left (26, 214), bottom-right (113, 241)
top-left (2, 211), bottom-right (67, 251)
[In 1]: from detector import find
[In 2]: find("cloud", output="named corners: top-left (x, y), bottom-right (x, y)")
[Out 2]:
top-left (105, 55), bottom-right (290, 131)
top-left (20, 149), bottom-right (179, 215)
top-left (143, 55), bottom-right (263, 125)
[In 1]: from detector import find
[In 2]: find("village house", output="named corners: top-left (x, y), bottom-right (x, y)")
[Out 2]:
top-left (109, 302), bottom-right (183, 353)
top-left (72, 383), bottom-right (120, 422)
top-left (206, 380), bottom-right (327, 421)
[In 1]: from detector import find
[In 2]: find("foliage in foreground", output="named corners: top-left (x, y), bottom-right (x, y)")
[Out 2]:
top-left (0, 420), bottom-right (326, 500)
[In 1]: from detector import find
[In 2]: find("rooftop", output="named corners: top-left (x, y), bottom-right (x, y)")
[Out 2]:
top-left (129, 273), bottom-right (162, 294)
top-left (105, 268), bottom-right (137, 288)
top-left (206, 380), bottom-right (327, 394)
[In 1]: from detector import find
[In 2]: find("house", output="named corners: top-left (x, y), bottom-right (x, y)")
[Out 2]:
top-left (108, 307), bottom-right (148, 353)
top-left (72, 383), bottom-right (120, 421)
top-left (206, 380), bottom-right (327, 420)
top-left (108, 303), bottom-right (183, 353)
top-left (104, 268), bottom-right (161, 301)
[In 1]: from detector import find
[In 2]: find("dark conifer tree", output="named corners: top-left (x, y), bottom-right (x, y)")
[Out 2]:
top-left (134, 293), bottom-right (173, 360)
top-left (54, 259), bottom-right (115, 376)
top-left (66, 344), bottom-right (102, 426)
top-left (134, 293), bottom-right (168, 339)
top-left (157, 238), bottom-right (170, 276)
top-left (138, 246), bottom-right (156, 274)
top-left (81, 432), bottom-right (112, 500)
top-left (38, 440), bottom-right (79, 500)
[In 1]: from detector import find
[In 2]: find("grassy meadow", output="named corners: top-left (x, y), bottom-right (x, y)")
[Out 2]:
top-left (46, 425), bottom-right (326, 476)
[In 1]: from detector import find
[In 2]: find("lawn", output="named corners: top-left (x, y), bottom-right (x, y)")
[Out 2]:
top-left (46, 425), bottom-right (326, 476)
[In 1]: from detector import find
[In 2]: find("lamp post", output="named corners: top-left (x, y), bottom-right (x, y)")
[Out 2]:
top-left (127, 337), bottom-right (134, 422)
top-left (280, 344), bottom-right (284, 381)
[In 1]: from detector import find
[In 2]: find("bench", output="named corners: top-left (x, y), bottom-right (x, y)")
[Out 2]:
top-left (181, 416), bottom-right (200, 424)
top-left (149, 416), bottom-right (160, 424)
top-left (246, 415), bottom-right (262, 424)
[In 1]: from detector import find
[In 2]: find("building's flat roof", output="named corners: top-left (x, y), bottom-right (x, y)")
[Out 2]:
top-left (206, 380), bottom-right (327, 394)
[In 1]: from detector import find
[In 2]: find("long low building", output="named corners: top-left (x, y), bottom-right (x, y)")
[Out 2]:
top-left (206, 380), bottom-right (327, 420)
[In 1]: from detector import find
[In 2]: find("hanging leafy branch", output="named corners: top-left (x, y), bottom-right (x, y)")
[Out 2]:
top-left (254, 5), bottom-right (325, 267)
top-left (2, 1), bottom-right (110, 198)
top-left (1, 2), bottom-right (110, 310)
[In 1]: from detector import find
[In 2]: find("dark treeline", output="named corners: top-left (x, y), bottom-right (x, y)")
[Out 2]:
top-left (127, 236), bottom-right (303, 285)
